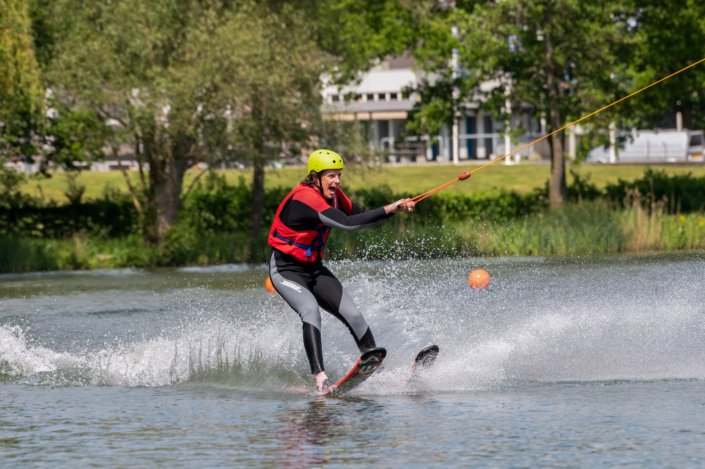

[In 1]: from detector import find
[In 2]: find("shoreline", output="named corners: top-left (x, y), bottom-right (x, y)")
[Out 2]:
top-left (3, 207), bottom-right (704, 274)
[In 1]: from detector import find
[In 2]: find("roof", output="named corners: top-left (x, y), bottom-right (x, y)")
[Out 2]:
top-left (324, 69), bottom-right (419, 95)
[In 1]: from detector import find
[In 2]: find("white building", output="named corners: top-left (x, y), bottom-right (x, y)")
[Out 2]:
top-left (322, 55), bottom-right (550, 165)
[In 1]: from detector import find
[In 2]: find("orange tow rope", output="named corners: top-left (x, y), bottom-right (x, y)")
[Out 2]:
top-left (405, 57), bottom-right (705, 205)
top-left (408, 172), bottom-right (471, 204)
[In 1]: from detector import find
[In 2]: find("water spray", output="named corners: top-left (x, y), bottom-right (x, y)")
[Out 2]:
top-left (401, 57), bottom-right (705, 207)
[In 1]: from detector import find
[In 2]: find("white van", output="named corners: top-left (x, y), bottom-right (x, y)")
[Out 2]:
top-left (586, 130), bottom-right (704, 163)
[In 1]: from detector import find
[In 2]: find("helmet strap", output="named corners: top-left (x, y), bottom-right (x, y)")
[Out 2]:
top-left (317, 172), bottom-right (325, 197)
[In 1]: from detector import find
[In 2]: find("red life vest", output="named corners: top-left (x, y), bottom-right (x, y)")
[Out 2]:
top-left (269, 183), bottom-right (353, 262)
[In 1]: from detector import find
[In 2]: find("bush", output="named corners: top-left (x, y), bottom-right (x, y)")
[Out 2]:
top-left (605, 168), bottom-right (705, 213)
top-left (180, 172), bottom-right (290, 235)
top-left (0, 189), bottom-right (138, 238)
top-left (3, 167), bottom-right (705, 248)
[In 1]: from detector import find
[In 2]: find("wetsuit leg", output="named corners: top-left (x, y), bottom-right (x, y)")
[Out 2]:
top-left (310, 266), bottom-right (377, 353)
top-left (269, 251), bottom-right (325, 375)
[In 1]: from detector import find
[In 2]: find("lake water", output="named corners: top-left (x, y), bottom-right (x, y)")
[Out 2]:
top-left (2, 253), bottom-right (705, 466)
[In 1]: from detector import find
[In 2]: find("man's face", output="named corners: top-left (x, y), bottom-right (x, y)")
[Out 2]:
top-left (319, 169), bottom-right (342, 199)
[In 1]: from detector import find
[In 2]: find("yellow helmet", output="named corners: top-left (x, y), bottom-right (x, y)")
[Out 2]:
top-left (307, 149), bottom-right (344, 174)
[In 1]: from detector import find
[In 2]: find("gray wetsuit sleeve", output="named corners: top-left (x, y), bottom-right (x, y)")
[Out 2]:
top-left (318, 206), bottom-right (390, 233)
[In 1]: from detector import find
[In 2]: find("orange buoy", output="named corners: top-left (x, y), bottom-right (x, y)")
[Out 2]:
top-left (265, 276), bottom-right (278, 294)
top-left (468, 269), bottom-right (491, 289)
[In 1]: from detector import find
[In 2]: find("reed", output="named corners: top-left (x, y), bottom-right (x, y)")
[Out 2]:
top-left (2, 203), bottom-right (705, 273)
top-left (328, 202), bottom-right (705, 259)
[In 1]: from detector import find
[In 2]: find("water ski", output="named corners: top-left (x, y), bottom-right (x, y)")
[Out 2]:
top-left (323, 347), bottom-right (387, 395)
top-left (411, 345), bottom-right (439, 377)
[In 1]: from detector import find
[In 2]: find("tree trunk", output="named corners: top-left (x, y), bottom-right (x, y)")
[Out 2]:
top-left (247, 148), bottom-right (266, 259)
top-left (144, 135), bottom-right (191, 244)
top-left (543, 1), bottom-right (567, 208)
top-left (246, 97), bottom-right (266, 262)
top-left (683, 108), bottom-right (693, 130)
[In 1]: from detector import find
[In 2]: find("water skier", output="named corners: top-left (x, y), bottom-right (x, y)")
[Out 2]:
top-left (268, 149), bottom-right (413, 393)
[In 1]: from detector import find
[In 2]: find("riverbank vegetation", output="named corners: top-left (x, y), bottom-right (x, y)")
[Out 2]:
top-left (4, 0), bottom-right (705, 272)
top-left (14, 164), bottom-right (705, 202)
top-left (4, 0), bottom-right (705, 260)
top-left (2, 168), bottom-right (705, 273)
top-left (3, 204), bottom-right (704, 273)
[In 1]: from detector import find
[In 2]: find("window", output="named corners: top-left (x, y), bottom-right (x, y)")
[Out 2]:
top-left (355, 94), bottom-right (363, 102)
top-left (389, 92), bottom-right (398, 100)
top-left (690, 134), bottom-right (703, 146)
top-left (331, 95), bottom-right (340, 102)
top-left (366, 93), bottom-right (375, 102)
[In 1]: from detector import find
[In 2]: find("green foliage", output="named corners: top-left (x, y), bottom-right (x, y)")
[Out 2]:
top-left (314, 203), bottom-right (705, 260)
top-left (404, 77), bottom-right (471, 139)
top-left (2, 167), bottom-right (705, 272)
top-left (5, 203), bottom-right (705, 273)
top-left (0, 0), bottom-right (43, 111)
top-left (0, 233), bottom-right (162, 272)
top-left (0, 235), bottom-right (62, 272)
top-left (63, 172), bottom-right (85, 205)
top-left (317, 119), bottom-right (386, 165)
top-left (0, 0), bottom-right (44, 165)
top-left (605, 168), bottom-right (705, 213)
top-left (531, 168), bottom-right (602, 203)
top-left (620, 0), bottom-right (705, 130)
top-left (27, 0), bottom-right (55, 70)
top-left (39, 99), bottom-right (107, 172)
top-left (179, 172), bottom-right (291, 234)
top-left (403, 189), bottom-right (543, 224)
top-left (0, 188), bottom-right (139, 238)
top-left (44, 0), bottom-right (329, 238)
top-left (314, 0), bottom-right (419, 84)
top-left (0, 166), bottom-right (25, 195)
top-left (5, 167), bottom-right (705, 243)
top-left (407, 1), bottom-right (636, 135)
top-left (0, 167), bottom-right (36, 213)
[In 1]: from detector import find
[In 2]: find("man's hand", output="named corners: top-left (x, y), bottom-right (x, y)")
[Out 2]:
top-left (384, 198), bottom-right (415, 214)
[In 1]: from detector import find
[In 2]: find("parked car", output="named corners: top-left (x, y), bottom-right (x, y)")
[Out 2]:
top-left (586, 130), bottom-right (704, 163)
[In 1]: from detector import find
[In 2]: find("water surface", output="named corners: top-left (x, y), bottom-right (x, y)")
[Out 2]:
top-left (2, 254), bottom-right (705, 466)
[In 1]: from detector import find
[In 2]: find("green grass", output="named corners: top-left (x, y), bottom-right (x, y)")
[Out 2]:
top-left (19, 163), bottom-right (705, 203)
top-left (4, 205), bottom-right (705, 273)
top-left (0, 232), bottom-right (269, 273)
top-left (328, 206), bottom-right (705, 259)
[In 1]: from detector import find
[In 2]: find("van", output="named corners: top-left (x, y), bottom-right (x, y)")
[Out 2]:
top-left (586, 130), bottom-right (704, 163)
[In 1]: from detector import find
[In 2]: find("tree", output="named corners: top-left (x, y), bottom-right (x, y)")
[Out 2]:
top-left (225, 2), bottom-right (325, 254)
top-left (39, 96), bottom-right (108, 172)
top-left (0, 0), bottom-right (44, 178)
top-left (616, 0), bottom-right (705, 130)
top-left (407, 0), bottom-right (635, 208)
top-left (232, 0), bottom-right (423, 250)
top-left (43, 0), bottom-right (425, 251)
top-left (47, 0), bottom-right (324, 246)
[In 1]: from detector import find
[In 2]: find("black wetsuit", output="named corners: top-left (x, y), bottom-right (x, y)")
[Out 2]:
top-left (269, 189), bottom-right (392, 375)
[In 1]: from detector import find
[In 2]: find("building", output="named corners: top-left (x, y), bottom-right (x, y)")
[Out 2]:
top-left (321, 55), bottom-right (551, 165)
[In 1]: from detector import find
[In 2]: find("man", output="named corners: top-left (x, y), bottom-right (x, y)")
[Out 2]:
top-left (268, 149), bottom-right (413, 392)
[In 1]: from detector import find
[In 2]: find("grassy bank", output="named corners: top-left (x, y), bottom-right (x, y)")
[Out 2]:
top-left (18, 164), bottom-right (705, 202)
top-left (3, 204), bottom-right (704, 273)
